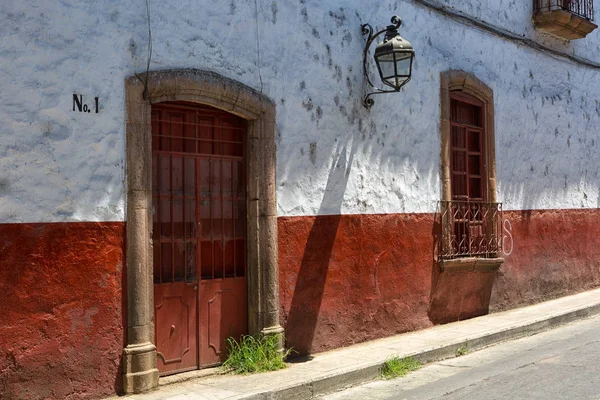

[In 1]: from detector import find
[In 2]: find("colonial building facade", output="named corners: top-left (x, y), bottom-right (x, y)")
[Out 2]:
top-left (1, 0), bottom-right (599, 398)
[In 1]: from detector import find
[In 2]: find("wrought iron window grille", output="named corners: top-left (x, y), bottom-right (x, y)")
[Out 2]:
top-left (438, 200), bottom-right (503, 260)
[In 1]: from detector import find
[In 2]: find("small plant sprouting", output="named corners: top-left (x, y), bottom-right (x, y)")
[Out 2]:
top-left (381, 356), bottom-right (422, 380)
top-left (455, 343), bottom-right (469, 357)
top-left (222, 334), bottom-right (294, 374)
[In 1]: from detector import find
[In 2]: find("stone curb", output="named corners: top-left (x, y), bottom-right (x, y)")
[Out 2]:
top-left (239, 301), bottom-right (600, 400)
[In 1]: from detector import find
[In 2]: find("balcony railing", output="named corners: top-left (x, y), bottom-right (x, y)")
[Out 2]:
top-left (534, 0), bottom-right (594, 21)
top-left (439, 200), bottom-right (503, 260)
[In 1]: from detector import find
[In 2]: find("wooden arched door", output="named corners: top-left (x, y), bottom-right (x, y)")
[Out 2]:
top-left (151, 102), bottom-right (248, 375)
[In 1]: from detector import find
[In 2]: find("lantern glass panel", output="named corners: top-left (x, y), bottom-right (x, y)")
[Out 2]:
top-left (377, 53), bottom-right (396, 77)
top-left (395, 52), bottom-right (412, 77)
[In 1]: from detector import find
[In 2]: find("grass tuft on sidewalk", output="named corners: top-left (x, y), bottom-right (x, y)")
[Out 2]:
top-left (455, 342), bottom-right (469, 357)
top-left (381, 356), bottom-right (422, 380)
top-left (222, 334), bottom-right (293, 374)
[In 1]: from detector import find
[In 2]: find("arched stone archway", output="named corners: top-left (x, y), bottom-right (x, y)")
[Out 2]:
top-left (122, 69), bottom-right (282, 393)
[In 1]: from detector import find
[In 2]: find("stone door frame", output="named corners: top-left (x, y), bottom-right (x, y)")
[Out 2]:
top-left (122, 69), bottom-right (283, 393)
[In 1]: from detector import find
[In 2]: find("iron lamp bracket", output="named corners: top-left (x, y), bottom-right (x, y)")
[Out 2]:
top-left (361, 15), bottom-right (411, 109)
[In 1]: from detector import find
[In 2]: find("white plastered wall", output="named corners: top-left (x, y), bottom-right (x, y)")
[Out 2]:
top-left (0, 0), bottom-right (598, 223)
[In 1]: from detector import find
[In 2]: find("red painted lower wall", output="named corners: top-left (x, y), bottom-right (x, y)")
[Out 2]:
top-left (278, 213), bottom-right (435, 354)
top-left (0, 222), bottom-right (125, 400)
top-left (278, 209), bottom-right (600, 354)
top-left (490, 209), bottom-right (600, 311)
top-left (3, 209), bottom-right (600, 397)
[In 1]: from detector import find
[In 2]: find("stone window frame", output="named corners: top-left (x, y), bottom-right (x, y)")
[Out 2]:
top-left (122, 69), bottom-right (283, 394)
top-left (439, 70), bottom-right (504, 272)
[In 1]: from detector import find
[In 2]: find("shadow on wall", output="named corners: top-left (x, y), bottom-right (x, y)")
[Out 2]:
top-left (284, 138), bottom-right (357, 355)
top-left (428, 269), bottom-right (498, 324)
top-left (427, 207), bottom-right (498, 324)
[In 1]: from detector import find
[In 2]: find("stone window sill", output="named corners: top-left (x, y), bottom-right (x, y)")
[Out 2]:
top-left (439, 257), bottom-right (504, 272)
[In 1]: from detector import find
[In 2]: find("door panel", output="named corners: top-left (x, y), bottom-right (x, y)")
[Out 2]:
top-left (154, 282), bottom-right (198, 374)
top-left (198, 278), bottom-right (247, 367)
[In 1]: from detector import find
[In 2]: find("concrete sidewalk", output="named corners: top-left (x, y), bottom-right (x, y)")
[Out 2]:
top-left (115, 288), bottom-right (600, 400)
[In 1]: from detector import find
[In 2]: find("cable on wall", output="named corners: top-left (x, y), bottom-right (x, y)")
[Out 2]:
top-left (135, 0), bottom-right (153, 100)
top-left (254, 0), bottom-right (264, 95)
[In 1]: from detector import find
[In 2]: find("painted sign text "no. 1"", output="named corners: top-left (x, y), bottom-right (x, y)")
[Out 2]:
top-left (73, 94), bottom-right (99, 114)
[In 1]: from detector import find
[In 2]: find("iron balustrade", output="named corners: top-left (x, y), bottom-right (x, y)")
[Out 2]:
top-left (439, 200), bottom-right (503, 260)
top-left (534, 0), bottom-right (594, 21)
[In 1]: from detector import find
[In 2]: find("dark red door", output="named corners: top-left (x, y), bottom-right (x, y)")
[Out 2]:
top-left (152, 102), bottom-right (248, 375)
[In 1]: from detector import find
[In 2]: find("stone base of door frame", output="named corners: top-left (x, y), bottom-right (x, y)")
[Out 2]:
top-left (122, 343), bottom-right (159, 394)
top-left (262, 325), bottom-right (285, 353)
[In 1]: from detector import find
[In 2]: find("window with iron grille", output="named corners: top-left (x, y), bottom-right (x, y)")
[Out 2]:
top-left (439, 71), bottom-right (503, 263)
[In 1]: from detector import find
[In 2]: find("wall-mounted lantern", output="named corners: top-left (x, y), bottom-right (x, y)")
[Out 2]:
top-left (361, 16), bottom-right (415, 109)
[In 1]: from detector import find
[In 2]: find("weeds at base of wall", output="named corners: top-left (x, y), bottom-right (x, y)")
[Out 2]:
top-left (380, 356), bottom-right (422, 380)
top-left (221, 334), bottom-right (294, 374)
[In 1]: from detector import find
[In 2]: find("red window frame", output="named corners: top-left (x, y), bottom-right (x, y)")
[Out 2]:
top-left (449, 91), bottom-right (487, 202)
top-left (448, 92), bottom-right (490, 256)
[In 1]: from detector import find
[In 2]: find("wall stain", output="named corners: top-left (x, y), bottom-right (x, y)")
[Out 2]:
top-left (301, 6), bottom-right (308, 23)
top-left (271, 1), bottom-right (278, 24)
top-left (309, 142), bottom-right (317, 164)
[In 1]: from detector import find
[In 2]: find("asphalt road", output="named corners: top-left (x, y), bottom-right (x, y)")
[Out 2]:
top-left (321, 314), bottom-right (600, 400)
